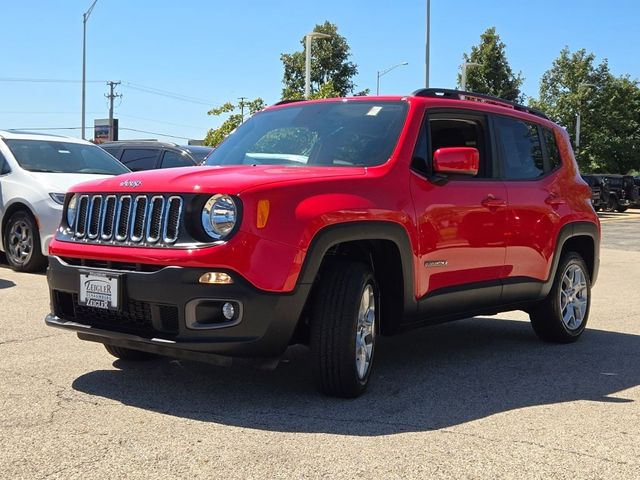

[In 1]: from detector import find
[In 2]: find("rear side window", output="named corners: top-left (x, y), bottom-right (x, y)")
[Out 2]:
top-left (161, 150), bottom-right (194, 168)
top-left (494, 116), bottom-right (544, 180)
top-left (543, 128), bottom-right (562, 171)
top-left (120, 149), bottom-right (159, 171)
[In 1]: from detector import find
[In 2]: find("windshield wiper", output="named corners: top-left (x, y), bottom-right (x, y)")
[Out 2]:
top-left (27, 168), bottom-right (64, 173)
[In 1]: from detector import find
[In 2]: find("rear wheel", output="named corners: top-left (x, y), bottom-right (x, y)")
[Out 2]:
top-left (530, 252), bottom-right (590, 343)
top-left (3, 210), bottom-right (47, 272)
top-left (309, 260), bottom-right (378, 398)
top-left (104, 344), bottom-right (156, 361)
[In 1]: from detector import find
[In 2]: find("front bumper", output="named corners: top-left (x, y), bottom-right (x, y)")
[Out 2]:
top-left (45, 256), bottom-right (311, 359)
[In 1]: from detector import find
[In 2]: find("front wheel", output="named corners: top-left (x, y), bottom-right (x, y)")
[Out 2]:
top-left (616, 205), bottom-right (628, 213)
top-left (3, 210), bottom-right (47, 272)
top-left (530, 252), bottom-right (591, 343)
top-left (309, 260), bottom-right (378, 398)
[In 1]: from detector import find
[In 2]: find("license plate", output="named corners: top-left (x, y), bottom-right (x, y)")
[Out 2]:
top-left (79, 271), bottom-right (121, 310)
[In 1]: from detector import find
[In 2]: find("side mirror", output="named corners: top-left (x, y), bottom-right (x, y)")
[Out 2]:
top-left (433, 147), bottom-right (479, 176)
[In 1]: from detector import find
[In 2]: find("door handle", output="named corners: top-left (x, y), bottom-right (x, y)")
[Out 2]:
top-left (545, 195), bottom-right (566, 206)
top-left (481, 195), bottom-right (506, 208)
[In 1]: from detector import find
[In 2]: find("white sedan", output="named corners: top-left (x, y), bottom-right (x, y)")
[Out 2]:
top-left (0, 130), bottom-right (129, 272)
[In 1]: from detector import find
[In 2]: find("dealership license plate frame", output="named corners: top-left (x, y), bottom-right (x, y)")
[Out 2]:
top-left (78, 270), bottom-right (122, 311)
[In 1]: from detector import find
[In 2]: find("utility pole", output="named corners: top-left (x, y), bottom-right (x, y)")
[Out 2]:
top-left (81, 0), bottom-right (99, 139)
top-left (105, 81), bottom-right (122, 141)
top-left (238, 97), bottom-right (247, 122)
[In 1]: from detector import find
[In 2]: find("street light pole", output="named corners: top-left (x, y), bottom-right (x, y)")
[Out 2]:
top-left (461, 62), bottom-right (481, 91)
top-left (425, 0), bottom-right (430, 87)
top-left (304, 32), bottom-right (331, 99)
top-left (575, 83), bottom-right (596, 151)
top-left (81, 0), bottom-right (98, 140)
top-left (376, 62), bottom-right (409, 95)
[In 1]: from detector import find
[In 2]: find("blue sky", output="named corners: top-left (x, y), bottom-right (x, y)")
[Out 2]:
top-left (1, 0), bottom-right (638, 142)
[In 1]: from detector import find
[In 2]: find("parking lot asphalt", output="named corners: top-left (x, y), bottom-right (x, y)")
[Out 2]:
top-left (1, 211), bottom-right (639, 479)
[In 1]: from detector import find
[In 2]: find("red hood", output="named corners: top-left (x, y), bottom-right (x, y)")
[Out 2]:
top-left (67, 165), bottom-right (367, 195)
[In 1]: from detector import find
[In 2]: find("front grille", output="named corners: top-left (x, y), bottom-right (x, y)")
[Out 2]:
top-left (71, 194), bottom-right (183, 247)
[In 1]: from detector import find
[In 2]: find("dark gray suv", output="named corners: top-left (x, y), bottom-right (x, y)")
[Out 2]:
top-left (100, 141), bottom-right (213, 171)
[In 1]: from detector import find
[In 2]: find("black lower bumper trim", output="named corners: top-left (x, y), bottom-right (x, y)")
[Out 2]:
top-left (46, 256), bottom-right (311, 357)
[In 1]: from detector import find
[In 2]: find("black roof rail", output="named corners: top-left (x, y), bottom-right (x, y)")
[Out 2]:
top-left (411, 88), bottom-right (549, 120)
top-left (273, 99), bottom-right (304, 106)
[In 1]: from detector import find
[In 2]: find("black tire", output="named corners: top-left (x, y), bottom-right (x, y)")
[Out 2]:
top-left (616, 205), bottom-right (628, 213)
top-left (3, 210), bottom-right (47, 272)
top-left (530, 252), bottom-right (591, 343)
top-left (309, 260), bottom-right (379, 398)
top-left (104, 344), bottom-right (156, 361)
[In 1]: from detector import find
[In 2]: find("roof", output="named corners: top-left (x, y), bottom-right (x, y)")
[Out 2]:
top-left (0, 130), bottom-right (91, 144)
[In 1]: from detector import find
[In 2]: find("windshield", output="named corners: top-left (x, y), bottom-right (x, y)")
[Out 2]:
top-left (204, 100), bottom-right (408, 168)
top-left (5, 139), bottom-right (130, 175)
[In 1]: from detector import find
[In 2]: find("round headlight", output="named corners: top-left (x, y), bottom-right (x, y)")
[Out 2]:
top-left (66, 194), bottom-right (78, 228)
top-left (201, 194), bottom-right (238, 240)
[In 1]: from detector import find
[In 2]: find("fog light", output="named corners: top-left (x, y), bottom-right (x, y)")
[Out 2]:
top-left (198, 272), bottom-right (233, 284)
top-left (222, 302), bottom-right (235, 320)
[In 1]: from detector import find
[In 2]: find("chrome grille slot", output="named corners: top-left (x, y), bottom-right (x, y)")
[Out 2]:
top-left (115, 196), bottom-right (132, 241)
top-left (75, 195), bottom-right (90, 238)
top-left (101, 195), bottom-right (117, 240)
top-left (68, 193), bottom-right (183, 247)
top-left (163, 196), bottom-right (182, 244)
top-left (146, 196), bottom-right (165, 243)
top-left (130, 195), bottom-right (148, 242)
top-left (87, 195), bottom-right (102, 239)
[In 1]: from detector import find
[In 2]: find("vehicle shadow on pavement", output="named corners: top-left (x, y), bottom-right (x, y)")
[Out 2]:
top-left (72, 317), bottom-right (640, 436)
top-left (0, 278), bottom-right (16, 289)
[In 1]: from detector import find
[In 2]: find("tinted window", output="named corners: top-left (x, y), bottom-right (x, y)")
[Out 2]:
top-left (4, 140), bottom-right (129, 175)
top-left (543, 128), bottom-right (561, 171)
top-left (205, 101), bottom-right (408, 167)
top-left (417, 113), bottom-right (490, 178)
top-left (495, 116), bottom-right (544, 179)
top-left (101, 146), bottom-right (120, 158)
top-left (0, 150), bottom-right (10, 174)
top-left (182, 146), bottom-right (214, 162)
top-left (161, 150), bottom-right (194, 168)
top-left (120, 149), bottom-right (159, 171)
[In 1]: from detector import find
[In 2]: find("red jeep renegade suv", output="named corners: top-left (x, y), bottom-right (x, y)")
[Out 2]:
top-left (46, 89), bottom-right (600, 398)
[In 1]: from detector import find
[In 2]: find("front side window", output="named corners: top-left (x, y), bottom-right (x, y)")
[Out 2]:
top-left (161, 150), bottom-right (194, 168)
top-left (204, 101), bottom-right (408, 168)
top-left (4, 139), bottom-right (129, 175)
top-left (120, 149), bottom-right (159, 171)
top-left (412, 111), bottom-right (491, 178)
top-left (0, 150), bottom-right (10, 175)
top-left (494, 116), bottom-right (544, 180)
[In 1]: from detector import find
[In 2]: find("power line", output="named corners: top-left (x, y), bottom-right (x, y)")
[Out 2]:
top-left (121, 82), bottom-right (214, 106)
top-left (9, 126), bottom-right (194, 141)
top-left (0, 77), bottom-right (217, 106)
top-left (0, 77), bottom-right (106, 83)
top-left (117, 113), bottom-right (207, 130)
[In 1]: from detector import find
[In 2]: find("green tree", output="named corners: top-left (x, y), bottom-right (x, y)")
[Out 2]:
top-left (459, 27), bottom-right (524, 102)
top-left (204, 97), bottom-right (265, 147)
top-left (280, 21), bottom-right (367, 99)
top-left (530, 47), bottom-right (640, 173)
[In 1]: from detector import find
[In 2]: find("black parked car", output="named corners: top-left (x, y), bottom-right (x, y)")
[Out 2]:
top-left (100, 141), bottom-right (213, 171)
top-left (601, 174), bottom-right (638, 212)
top-left (581, 174), bottom-right (610, 211)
